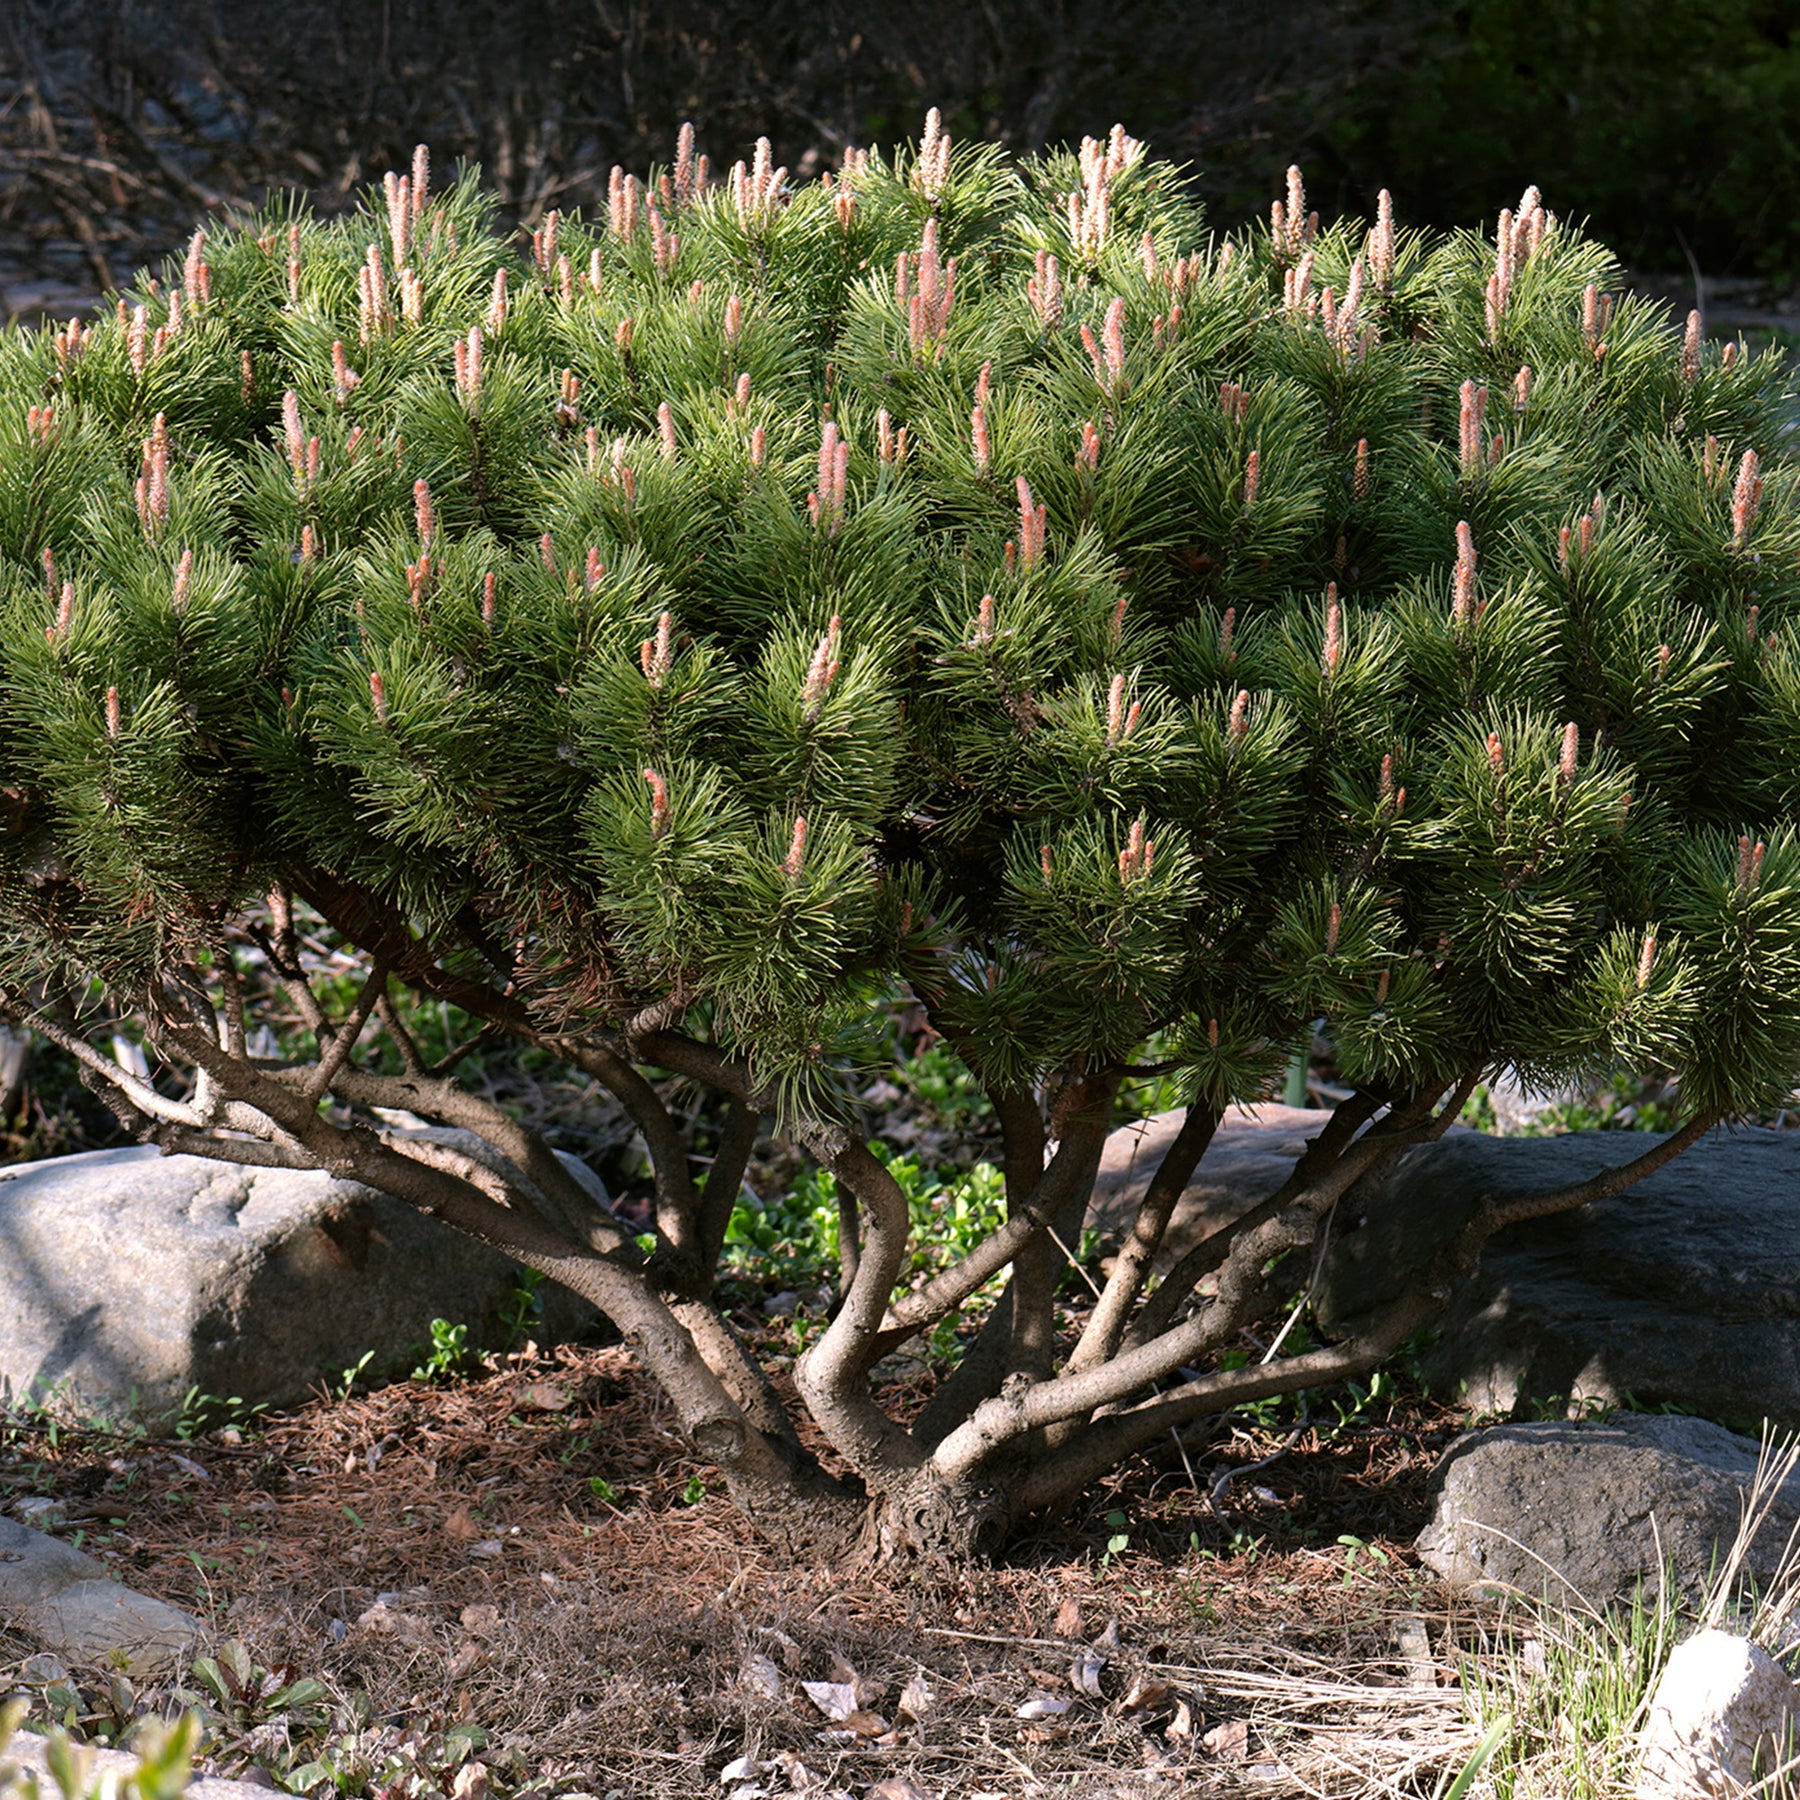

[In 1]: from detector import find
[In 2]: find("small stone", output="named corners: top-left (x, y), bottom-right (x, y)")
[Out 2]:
top-left (11, 1497), bottom-right (68, 1528)
top-left (763, 1291), bottom-right (801, 1318)
top-left (1636, 1630), bottom-right (1800, 1799)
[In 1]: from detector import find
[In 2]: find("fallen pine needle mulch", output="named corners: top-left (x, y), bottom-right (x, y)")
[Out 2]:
top-left (1, 1338), bottom-right (1493, 1799)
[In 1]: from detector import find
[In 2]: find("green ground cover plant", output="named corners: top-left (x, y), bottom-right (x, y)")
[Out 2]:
top-left (1, 120), bottom-right (1798, 1562)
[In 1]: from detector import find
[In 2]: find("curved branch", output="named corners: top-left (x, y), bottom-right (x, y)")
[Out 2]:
top-left (1122, 1086), bottom-right (1407, 1349)
top-left (791, 1123), bottom-right (925, 1482)
top-left (1064, 1100), bottom-right (1222, 1377)
top-left (697, 1097), bottom-right (760, 1272)
top-left (1488, 1106), bottom-right (1727, 1228)
top-left (2, 990), bottom-right (205, 1128)
top-left (872, 1116), bottom-right (1110, 1349)
top-left (560, 1041), bottom-right (701, 1253)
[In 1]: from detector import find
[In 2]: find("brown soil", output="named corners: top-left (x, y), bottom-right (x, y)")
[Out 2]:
top-left (0, 1337), bottom-right (1487, 1799)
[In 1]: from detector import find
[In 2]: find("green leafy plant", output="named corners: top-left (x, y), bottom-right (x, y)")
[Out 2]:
top-left (166, 1385), bottom-right (270, 1440)
top-left (177, 1640), bottom-right (331, 1746)
top-left (1101, 1507), bottom-right (1133, 1566)
top-left (1, 117), bottom-right (1797, 1565)
top-left (409, 1318), bottom-right (477, 1383)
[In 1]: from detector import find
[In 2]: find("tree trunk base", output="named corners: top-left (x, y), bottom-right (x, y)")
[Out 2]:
top-left (858, 1469), bottom-right (1012, 1566)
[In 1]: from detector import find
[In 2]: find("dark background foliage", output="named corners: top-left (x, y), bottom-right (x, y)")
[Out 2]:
top-left (4, 0), bottom-right (1799, 316)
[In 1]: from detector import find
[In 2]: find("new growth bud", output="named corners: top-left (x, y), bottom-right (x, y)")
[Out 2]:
top-left (916, 107), bottom-right (951, 198)
top-left (783, 816), bottom-right (808, 880)
top-left (807, 421), bottom-right (850, 532)
top-left (1737, 835), bottom-right (1766, 894)
top-left (453, 326), bottom-right (483, 400)
top-left (1104, 673), bottom-right (1141, 747)
top-left (1732, 449), bottom-right (1763, 547)
top-left (1028, 250), bottom-right (1063, 329)
top-left (906, 219), bottom-right (956, 352)
top-left (643, 768), bottom-right (671, 837)
top-left (1368, 189), bottom-right (1395, 289)
top-left (1681, 311), bottom-right (1702, 386)
top-left (802, 616), bottom-right (842, 718)
top-left (1115, 819), bottom-right (1155, 885)
top-left (640, 611), bottom-right (674, 686)
top-left (970, 403), bottom-right (991, 472)
top-left (1458, 380), bottom-right (1490, 478)
top-left (135, 413), bottom-right (171, 537)
top-left (1014, 477), bottom-right (1047, 570)
top-left (1453, 521), bottom-right (1478, 630)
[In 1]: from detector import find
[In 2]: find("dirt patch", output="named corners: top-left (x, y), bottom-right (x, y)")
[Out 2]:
top-left (0, 1340), bottom-right (1485, 1797)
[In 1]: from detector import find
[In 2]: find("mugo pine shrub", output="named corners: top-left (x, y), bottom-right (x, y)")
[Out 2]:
top-left (2, 123), bottom-right (1798, 1559)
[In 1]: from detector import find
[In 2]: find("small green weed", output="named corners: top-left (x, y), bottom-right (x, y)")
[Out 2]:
top-left (166, 1386), bottom-right (269, 1441)
top-left (1101, 1509), bottom-right (1132, 1567)
top-left (411, 1318), bottom-right (478, 1383)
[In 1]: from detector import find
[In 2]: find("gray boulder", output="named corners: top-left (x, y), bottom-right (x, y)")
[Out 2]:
top-left (1315, 1126), bottom-right (1800, 1429)
top-left (1417, 1413), bottom-right (1800, 1605)
top-left (1086, 1103), bottom-right (1344, 1257)
top-left (0, 1514), bottom-right (202, 1671)
top-left (0, 1142), bottom-right (599, 1423)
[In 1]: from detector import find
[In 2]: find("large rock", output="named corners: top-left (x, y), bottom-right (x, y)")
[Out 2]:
top-left (0, 1142), bottom-right (599, 1422)
top-left (1417, 1413), bottom-right (1800, 1605)
top-left (1086, 1103), bottom-right (1344, 1255)
top-left (0, 1514), bottom-right (202, 1671)
top-left (1315, 1126), bottom-right (1800, 1428)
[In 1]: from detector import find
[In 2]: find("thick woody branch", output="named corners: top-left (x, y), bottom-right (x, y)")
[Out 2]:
top-left (1122, 1086), bottom-right (1410, 1349)
top-left (326, 1064), bottom-right (633, 1256)
top-left (1065, 1100), bottom-right (1222, 1377)
top-left (1016, 1100), bottom-right (1726, 1515)
top-left (3, 991), bottom-right (205, 1128)
top-left (1487, 1106), bottom-right (1726, 1228)
top-left (698, 1098), bottom-right (760, 1272)
top-left (931, 1077), bottom-right (1478, 1476)
top-left (875, 1117), bottom-right (1114, 1349)
top-left (1009, 1075), bottom-right (1116, 1377)
top-left (1016, 1279), bottom-right (1437, 1516)
top-left (301, 959), bottom-right (389, 1104)
top-left (125, 1013), bottom-right (819, 1518)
